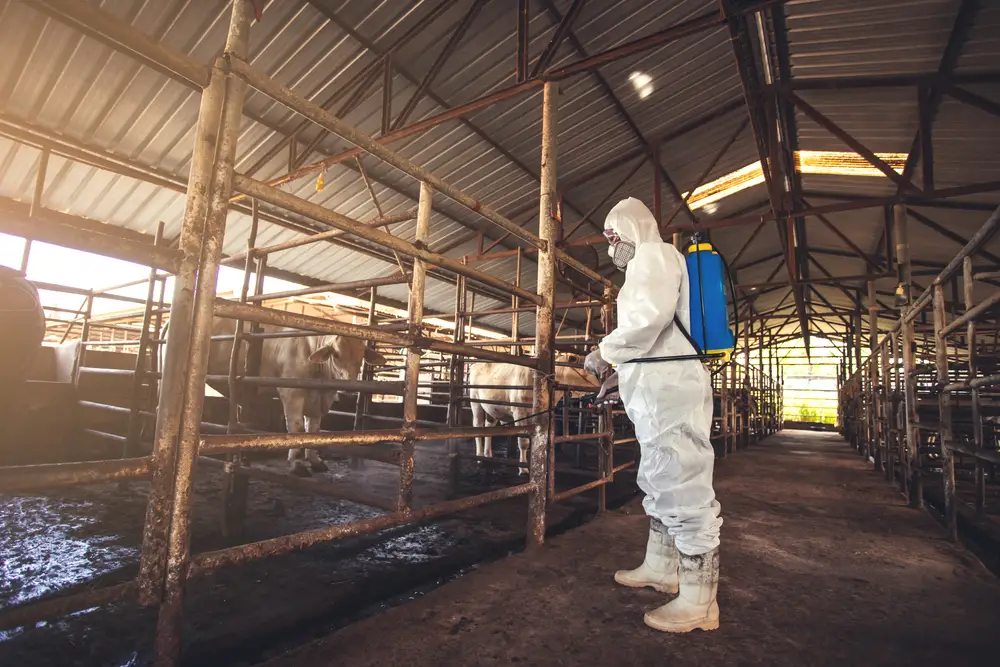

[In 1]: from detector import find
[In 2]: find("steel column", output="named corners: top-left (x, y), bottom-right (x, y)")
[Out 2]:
top-left (529, 82), bottom-right (558, 547)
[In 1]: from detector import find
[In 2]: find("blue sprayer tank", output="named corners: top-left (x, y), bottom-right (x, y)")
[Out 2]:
top-left (685, 238), bottom-right (735, 358)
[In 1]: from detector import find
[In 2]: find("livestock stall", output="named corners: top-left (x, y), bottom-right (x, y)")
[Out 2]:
top-left (0, 2), bottom-right (788, 665)
top-left (840, 205), bottom-right (1000, 540)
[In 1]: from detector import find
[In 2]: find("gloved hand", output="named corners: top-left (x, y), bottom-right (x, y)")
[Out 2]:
top-left (594, 371), bottom-right (620, 407)
top-left (584, 347), bottom-right (612, 378)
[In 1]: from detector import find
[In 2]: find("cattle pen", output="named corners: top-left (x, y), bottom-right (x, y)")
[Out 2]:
top-left (1, 1), bottom-right (998, 666)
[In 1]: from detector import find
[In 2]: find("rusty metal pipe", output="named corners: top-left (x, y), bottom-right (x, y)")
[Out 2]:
top-left (197, 457), bottom-right (395, 511)
top-left (205, 374), bottom-right (405, 395)
top-left (551, 477), bottom-right (609, 503)
top-left (529, 81), bottom-right (559, 547)
top-left (212, 299), bottom-right (538, 368)
top-left (136, 58), bottom-right (227, 608)
top-left (939, 289), bottom-right (1000, 338)
top-left (0, 581), bottom-right (137, 632)
top-left (0, 198), bottom-right (180, 272)
top-left (227, 57), bottom-right (543, 249)
top-left (222, 210), bottom-right (417, 265)
top-left (231, 173), bottom-right (541, 304)
top-left (553, 431), bottom-right (613, 444)
top-left (154, 12), bottom-right (252, 661)
top-left (228, 59), bottom-right (609, 289)
top-left (398, 181), bottom-right (432, 512)
top-left (244, 275), bottom-right (409, 302)
top-left (0, 457), bottom-right (151, 493)
top-left (187, 483), bottom-right (535, 578)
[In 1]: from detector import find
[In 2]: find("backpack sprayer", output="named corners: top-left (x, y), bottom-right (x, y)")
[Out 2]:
top-left (622, 231), bottom-right (738, 366)
top-left (589, 233), bottom-right (739, 409)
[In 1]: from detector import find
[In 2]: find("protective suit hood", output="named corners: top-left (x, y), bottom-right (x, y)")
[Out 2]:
top-left (605, 197), bottom-right (663, 248)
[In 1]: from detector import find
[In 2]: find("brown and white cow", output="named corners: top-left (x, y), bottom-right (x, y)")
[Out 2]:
top-left (468, 353), bottom-right (600, 474)
top-left (205, 314), bottom-right (386, 476)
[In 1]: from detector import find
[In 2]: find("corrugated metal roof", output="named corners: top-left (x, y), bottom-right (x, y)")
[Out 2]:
top-left (0, 0), bottom-right (998, 343)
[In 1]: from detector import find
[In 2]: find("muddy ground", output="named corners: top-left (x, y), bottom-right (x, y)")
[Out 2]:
top-left (261, 430), bottom-right (1000, 667)
top-left (0, 437), bottom-right (638, 667)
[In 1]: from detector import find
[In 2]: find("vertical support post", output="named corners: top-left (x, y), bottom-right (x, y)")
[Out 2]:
top-left (529, 81), bottom-right (558, 548)
top-left (351, 286), bottom-right (379, 470)
top-left (743, 307), bottom-right (750, 449)
top-left (919, 84), bottom-right (934, 193)
top-left (868, 279), bottom-right (879, 469)
top-left (758, 321), bottom-right (764, 439)
top-left (729, 351), bottom-right (738, 454)
top-left (22, 147), bottom-right (51, 272)
top-left (516, 0), bottom-right (530, 83)
top-left (72, 293), bottom-right (94, 385)
top-left (512, 248), bottom-right (522, 350)
top-left (399, 181), bottom-right (433, 512)
top-left (137, 53), bottom-right (228, 609)
top-left (720, 349), bottom-right (729, 456)
top-left (769, 340), bottom-right (775, 433)
top-left (894, 205), bottom-right (911, 304)
top-left (125, 222), bottom-right (165, 458)
top-left (446, 273), bottom-right (466, 493)
top-left (902, 312), bottom-right (922, 508)
top-left (221, 200), bottom-right (260, 539)
top-left (964, 257), bottom-right (985, 515)
top-left (880, 340), bottom-right (891, 480)
top-left (931, 285), bottom-right (957, 541)
top-left (152, 4), bottom-right (252, 663)
top-left (381, 55), bottom-right (393, 136)
top-left (652, 146), bottom-right (662, 224)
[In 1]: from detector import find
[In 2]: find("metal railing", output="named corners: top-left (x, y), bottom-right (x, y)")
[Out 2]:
top-left (839, 204), bottom-right (1000, 542)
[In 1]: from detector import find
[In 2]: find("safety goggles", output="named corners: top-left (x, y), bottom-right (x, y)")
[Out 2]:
top-left (603, 228), bottom-right (621, 245)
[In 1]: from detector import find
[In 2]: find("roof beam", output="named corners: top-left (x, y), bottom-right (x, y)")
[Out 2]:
top-left (730, 219), bottom-right (769, 267)
top-left (538, 0), bottom-right (697, 225)
top-left (530, 0), bottom-right (586, 78)
top-left (945, 84), bottom-right (1000, 119)
top-left (800, 198), bottom-right (883, 270)
top-left (305, 0), bottom-right (601, 240)
top-left (678, 180), bottom-right (1000, 230)
top-left (391, 0), bottom-right (485, 131)
top-left (663, 117), bottom-right (750, 228)
top-left (724, 2), bottom-right (810, 351)
top-left (906, 208), bottom-right (1000, 266)
top-left (800, 190), bottom-right (1000, 212)
top-left (787, 91), bottom-right (921, 194)
top-left (771, 4), bottom-right (813, 351)
top-left (896, 0), bottom-right (982, 193)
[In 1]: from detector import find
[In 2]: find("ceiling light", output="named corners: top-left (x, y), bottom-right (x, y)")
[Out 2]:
top-left (629, 71), bottom-right (654, 100)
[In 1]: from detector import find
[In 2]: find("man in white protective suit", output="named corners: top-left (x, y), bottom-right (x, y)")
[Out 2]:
top-left (584, 197), bottom-right (722, 633)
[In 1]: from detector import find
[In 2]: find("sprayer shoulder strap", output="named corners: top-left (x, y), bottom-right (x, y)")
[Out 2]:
top-left (672, 315), bottom-right (702, 355)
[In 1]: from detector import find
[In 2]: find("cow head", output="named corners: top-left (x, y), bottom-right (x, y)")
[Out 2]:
top-left (308, 335), bottom-right (388, 380)
top-left (554, 352), bottom-right (600, 392)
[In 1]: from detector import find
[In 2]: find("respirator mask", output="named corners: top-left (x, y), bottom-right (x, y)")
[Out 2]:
top-left (604, 227), bottom-right (635, 270)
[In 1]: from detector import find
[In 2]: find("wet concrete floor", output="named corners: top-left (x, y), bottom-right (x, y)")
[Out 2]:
top-left (260, 430), bottom-right (1000, 667)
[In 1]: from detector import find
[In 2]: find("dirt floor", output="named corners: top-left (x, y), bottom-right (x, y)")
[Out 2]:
top-left (259, 430), bottom-right (1000, 667)
top-left (0, 435), bottom-right (633, 667)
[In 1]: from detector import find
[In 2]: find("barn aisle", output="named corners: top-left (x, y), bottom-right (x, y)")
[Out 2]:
top-left (259, 430), bottom-right (1000, 667)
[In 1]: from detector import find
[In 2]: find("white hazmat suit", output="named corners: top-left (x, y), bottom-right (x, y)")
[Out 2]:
top-left (598, 197), bottom-right (722, 555)
top-left (593, 197), bottom-right (722, 633)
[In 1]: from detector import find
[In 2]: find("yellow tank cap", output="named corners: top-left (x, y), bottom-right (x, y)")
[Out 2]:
top-left (687, 242), bottom-right (715, 253)
top-left (705, 349), bottom-right (733, 363)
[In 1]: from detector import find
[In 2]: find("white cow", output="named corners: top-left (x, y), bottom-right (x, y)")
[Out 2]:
top-left (205, 314), bottom-right (386, 476)
top-left (468, 353), bottom-right (600, 474)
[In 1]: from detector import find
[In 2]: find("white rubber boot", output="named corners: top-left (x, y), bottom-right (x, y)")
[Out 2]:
top-left (644, 547), bottom-right (720, 633)
top-left (614, 519), bottom-right (679, 594)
